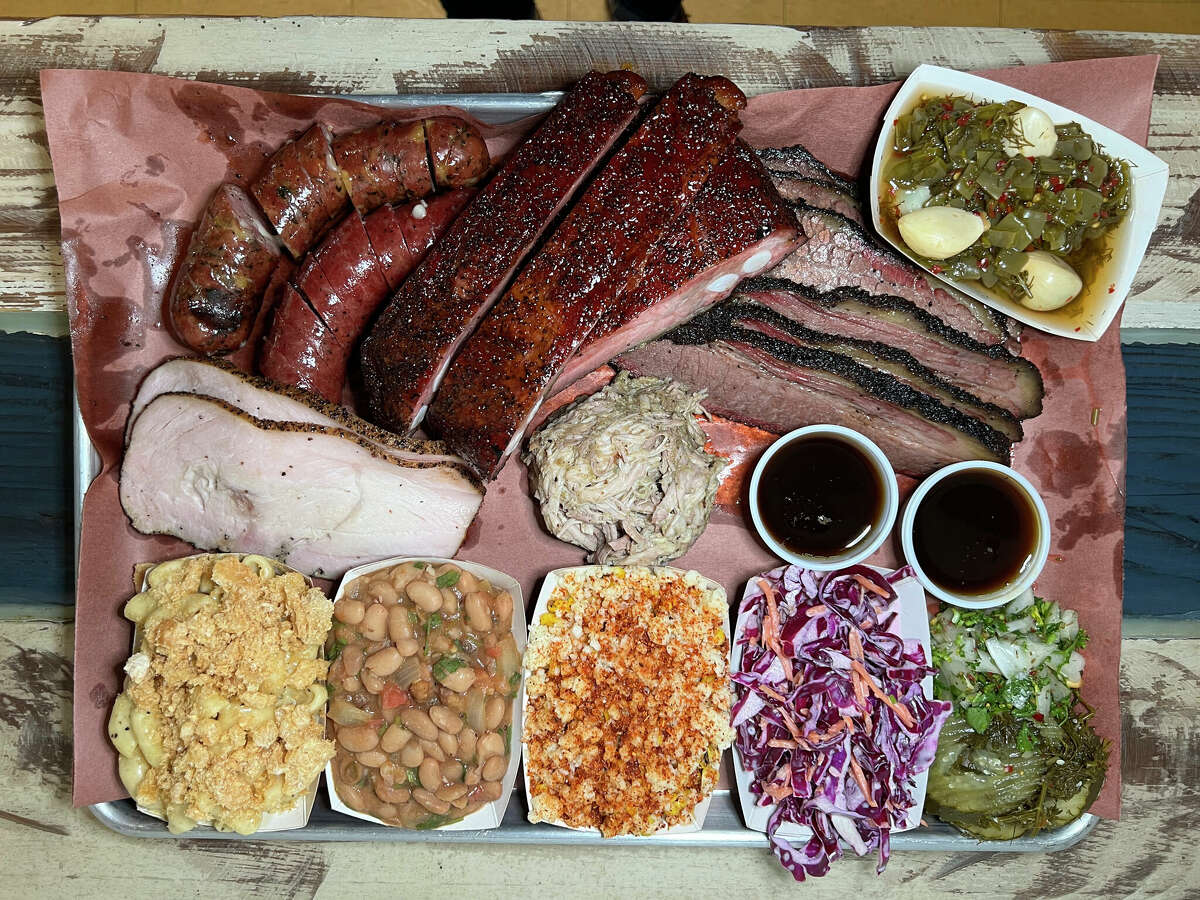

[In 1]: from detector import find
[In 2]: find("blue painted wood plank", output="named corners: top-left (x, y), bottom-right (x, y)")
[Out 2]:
top-left (0, 333), bottom-right (1195, 615)
top-left (0, 331), bottom-right (73, 606)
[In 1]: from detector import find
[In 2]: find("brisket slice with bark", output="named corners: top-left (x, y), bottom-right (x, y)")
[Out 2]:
top-left (615, 330), bottom-right (1011, 477)
top-left (769, 173), bottom-right (864, 225)
top-left (740, 279), bottom-right (1044, 419)
top-left (756, 144), bottom-right (861, 198)
top-left (717, 301), bottom-right (1023, 442)
top-left (774, 202), bottom-right (1013, 348)
top-left (556, 140), bottom-right (800, 391)
top-left (428, 74), bottom-right (747, 480)
top-left (360, 70), bottom-right (648, 434)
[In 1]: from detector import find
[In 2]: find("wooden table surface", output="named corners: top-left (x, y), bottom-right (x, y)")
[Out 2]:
top-left (0, 17), bottom-right (1197, 898)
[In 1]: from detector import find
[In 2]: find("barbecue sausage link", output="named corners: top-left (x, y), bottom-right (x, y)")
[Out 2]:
top-left (250, 124), bottom-right (344, 259)
top-left (168, 183), bottom-right (284, 354)
top-left (424, 117), bottom-right (491, 189)
top-left (260, 192), bottom-right (472, 400)
top-left (334, 120), bottom-right (433, 213)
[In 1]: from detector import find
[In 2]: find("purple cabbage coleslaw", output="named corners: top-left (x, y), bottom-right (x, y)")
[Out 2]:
top-left (732, 564), bottom-right (951, 881)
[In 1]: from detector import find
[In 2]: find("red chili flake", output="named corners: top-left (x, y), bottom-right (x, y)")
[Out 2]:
top-left (1100, 209), bottom-right (1109, 218)
top-left (1045, 212), bottom-right (1053, 221)
top-left (1033, 713), bottom-right (1045, 723)
top-left (980, 257), bottom-right (990, 270)
top-left (1026, 156), bottom-right (1036, 163)
top-left (931, 265), bottom-right (944, 274)
top-left (940, 112), bottom-right (952, 121)
top-left (1074, 326), bottom-right (1082, 332)
top-left (1005, 765), bottom-right (1015, 773)
top-left (1108, 284), bottom-right (1116, 294)
top-left (995, 160), bottom-right (1006, 172)
top-left (956, 114), bottom-right (971, 127)
top-left (984, 118), bottom-right (993, 127)
top-left (1049, 175), bottom-right (1065, 192)
top-left (942, 100), bottom-right (955, 111)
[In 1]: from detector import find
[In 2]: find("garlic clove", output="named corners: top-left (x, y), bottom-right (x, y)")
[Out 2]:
top-left (897, 206), bottom-right (985, 260)
top-left (1003, 106), bottom-right (1058, 158)
top-left (1019, 250), bottom-right (1083, 311)
top-left (895, 183), bottom-right (931, 216)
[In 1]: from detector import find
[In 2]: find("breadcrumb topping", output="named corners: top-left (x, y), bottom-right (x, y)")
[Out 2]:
top-left (123, 554), bottom-right (334, 833)
top-left (523, 567), bottom-right (733, 836)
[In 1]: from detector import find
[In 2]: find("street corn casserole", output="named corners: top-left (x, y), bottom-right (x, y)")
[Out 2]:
top-left (107, 553), bottom-right (335, 834)
top-left (523, 567), bottom-right (734, 836)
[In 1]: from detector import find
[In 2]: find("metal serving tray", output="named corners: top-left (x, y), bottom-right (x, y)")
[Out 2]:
top-left (79, 92), bottom-right (1098, 851)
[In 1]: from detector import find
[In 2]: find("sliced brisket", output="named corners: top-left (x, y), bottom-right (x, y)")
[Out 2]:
top-left (615, 332), bottom-right (1010, 477)
top-left (756, 144), bottom-right (861, 198)
top-left (556, 140), bottom-right (800, 391)
top-left (741, 278), bottom-right (1043, 419)
top-left (769, 173), bottom-right (864, 225)
top-left (774, 202), bottom-right (1011, 348)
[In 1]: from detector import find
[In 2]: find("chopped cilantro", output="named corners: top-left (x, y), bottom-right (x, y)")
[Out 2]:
top-left (436, 569), bottom-right (461, 588)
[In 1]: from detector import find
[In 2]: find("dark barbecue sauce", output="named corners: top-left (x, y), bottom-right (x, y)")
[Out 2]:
top-left (758, 436), bottom-right (883, 557)
top-left (912, 469), bottom-right (1038, 595)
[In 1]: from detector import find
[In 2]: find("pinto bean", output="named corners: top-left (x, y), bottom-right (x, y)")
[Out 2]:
top-left (437, 731), bottom-right (458, 757)
top-left (484, 696), bottom-right (507, 732)
top-left (333, 598), bottom-right (365, 625)
top-left (337, 724), bottom-right (380, 753)
top-left (374, 777), bottom-right (410, 804)
top-left (464, 767), bottom-right (481, 786)
top-left (380, 723), bottom-right (412, 753)
top-left (341, 675), bottom-right (361, 693)
top-left (365, 646), bottom-right (403, 676)
top-left (441, 760), bottom-right (463, 783)
top-left (360, 669), bottom-right (385, 694)
top-left (437, 666), bottom-right (477, 693)
top-left (481, 780), bottom-right (504, 801)
top-left (418, 757), bottom-right (442, 792)
top-left (492, 591), bottom-right (514, 631)
top-left (455, 570), bottom-right (478, 594)
top-left (361, 603), bottom-right (388, 641)
top-left (436, 783), bottom-right (469, 801)
top-left (394, 638), bottom-right (420, 657)
top-left (482, 754), bottom-right (506, 782)
top-left (366, 580), bottom-right (399, 606)
top-left (387, 606), bottom-right (414, 643)
top-left (457, 727), bottom-right (478, 760)
top-left (406, 580), bottom-right (443, 612)
top-left (399, 741), bottom-right (424, 768)
top-left (356, 749), bottom-right (388, 768)
top-left (419, 738), bottom-right (446, 763)
top-left (429, 705), bottom-right (463, 735)
top-left (477, 731), bottom-right (504, 762)
top-left (341, 644), bottom-right (364, 678)
top-left (412, 788), bottom-right (450, 815)
top-left (464, 592), bottom-right (493, 633)
top-left (399, 708), bottom-right (439, 741)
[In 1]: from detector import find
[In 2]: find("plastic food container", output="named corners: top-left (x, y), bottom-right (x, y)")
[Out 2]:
top-left (869, 64), bottom-right (1169, 341)
top-left (522, 565), bottom-right (730, 836)
top-left (899, 460), bottom-right (1051, 609)
top-left (127, 553), bottom-right (321, 833)
top-left (323, 556), bottom-right (526, 831)
top-left (730, 565), bottom-right (934, 839)
top-left (747, 425), bottom-right (899, 572)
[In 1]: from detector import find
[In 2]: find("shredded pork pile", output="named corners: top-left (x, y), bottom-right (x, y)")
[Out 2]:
top-left (524, 373), bottom-right (726, 565)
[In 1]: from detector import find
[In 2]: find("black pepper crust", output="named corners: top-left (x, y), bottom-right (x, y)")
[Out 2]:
top-left (755, 144), bottom-right (862, 198)
top-left (721, 300), bottom-right (1023, 442)
top-left (658, 307), bottom-right (1013, 463)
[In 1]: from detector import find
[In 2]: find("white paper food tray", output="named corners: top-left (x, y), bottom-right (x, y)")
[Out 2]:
top-left (731, 566), bottom-right (934, 843)
top-left (323, 556), bottom-right (526, 831)
top-left (128, 553), bottom-right (321, 832)
top-left (522, 565), bottom-right (730, 836)
top-left (869, 64), bottom-right (1169, 342)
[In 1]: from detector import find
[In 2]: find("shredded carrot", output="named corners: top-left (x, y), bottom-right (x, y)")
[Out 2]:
top-left (853, 573), bottom-right (889, 597)
top-left (848, 629), bottom-right (864, 662)
top-left (780, 709), bottom-right (805, 742)
top-left (848, 754), bottom-right (877, 808)
top-left (852, 660), bottom-right (917, 728)
top-left (863, 710), bottom-right (874, 736)
top-left (758, 684), bottom-right (788, 704)
top-left (768, 738), bottom-right (799, 750)
top-left (824, 719), bottom-right (846, 738)
top-left (860, 619), bottom-right (874, 631)
top-left (851, 668), bottom-right (867, 706)
top-left (805, 604), bottom-right (828, 617)
top-left (841, 715), bottom-right (856, 735)
top-left (764, 783), bottom-right (794, 802)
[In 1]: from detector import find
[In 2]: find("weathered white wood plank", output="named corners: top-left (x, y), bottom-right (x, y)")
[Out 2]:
top-left (0, 17), bottom-right (1197, 333)
top-left (0, 618), bottom-right (1195, 897)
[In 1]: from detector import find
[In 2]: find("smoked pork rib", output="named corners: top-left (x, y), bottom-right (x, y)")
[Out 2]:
top-left (427, 73), bottom-right (747, 479)
top-left (556, 140), bottom-right (800, 390)
top-left (359, 70), bottom-right (648, 433)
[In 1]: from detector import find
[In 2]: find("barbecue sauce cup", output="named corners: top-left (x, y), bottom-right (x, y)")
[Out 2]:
top-left (900, 460), bottom-right (1051, 609)
top-left (748, 425), bottom-right (899, 571)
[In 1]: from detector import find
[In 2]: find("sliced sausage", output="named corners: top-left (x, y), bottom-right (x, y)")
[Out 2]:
top-left (257, 283), bottom-right (346, 401)
top-left (258, 192), bottom-right (470, 401)
top-left (424, 117), bottom-right (490, 190)
top-left (251, 124), bottom-right (344, 259)
top-left (168, 183), bottom-right (284, 355)
top-left (311, 212), bottom-right (389, 340)
top-left (294, 123), bottom-right (347, 234)
top-left (333, 120), bottom-right (433, 214)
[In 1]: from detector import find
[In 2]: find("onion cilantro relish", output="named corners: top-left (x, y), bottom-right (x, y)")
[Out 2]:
top-left (882, 95), bottom-right (1131, 307)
